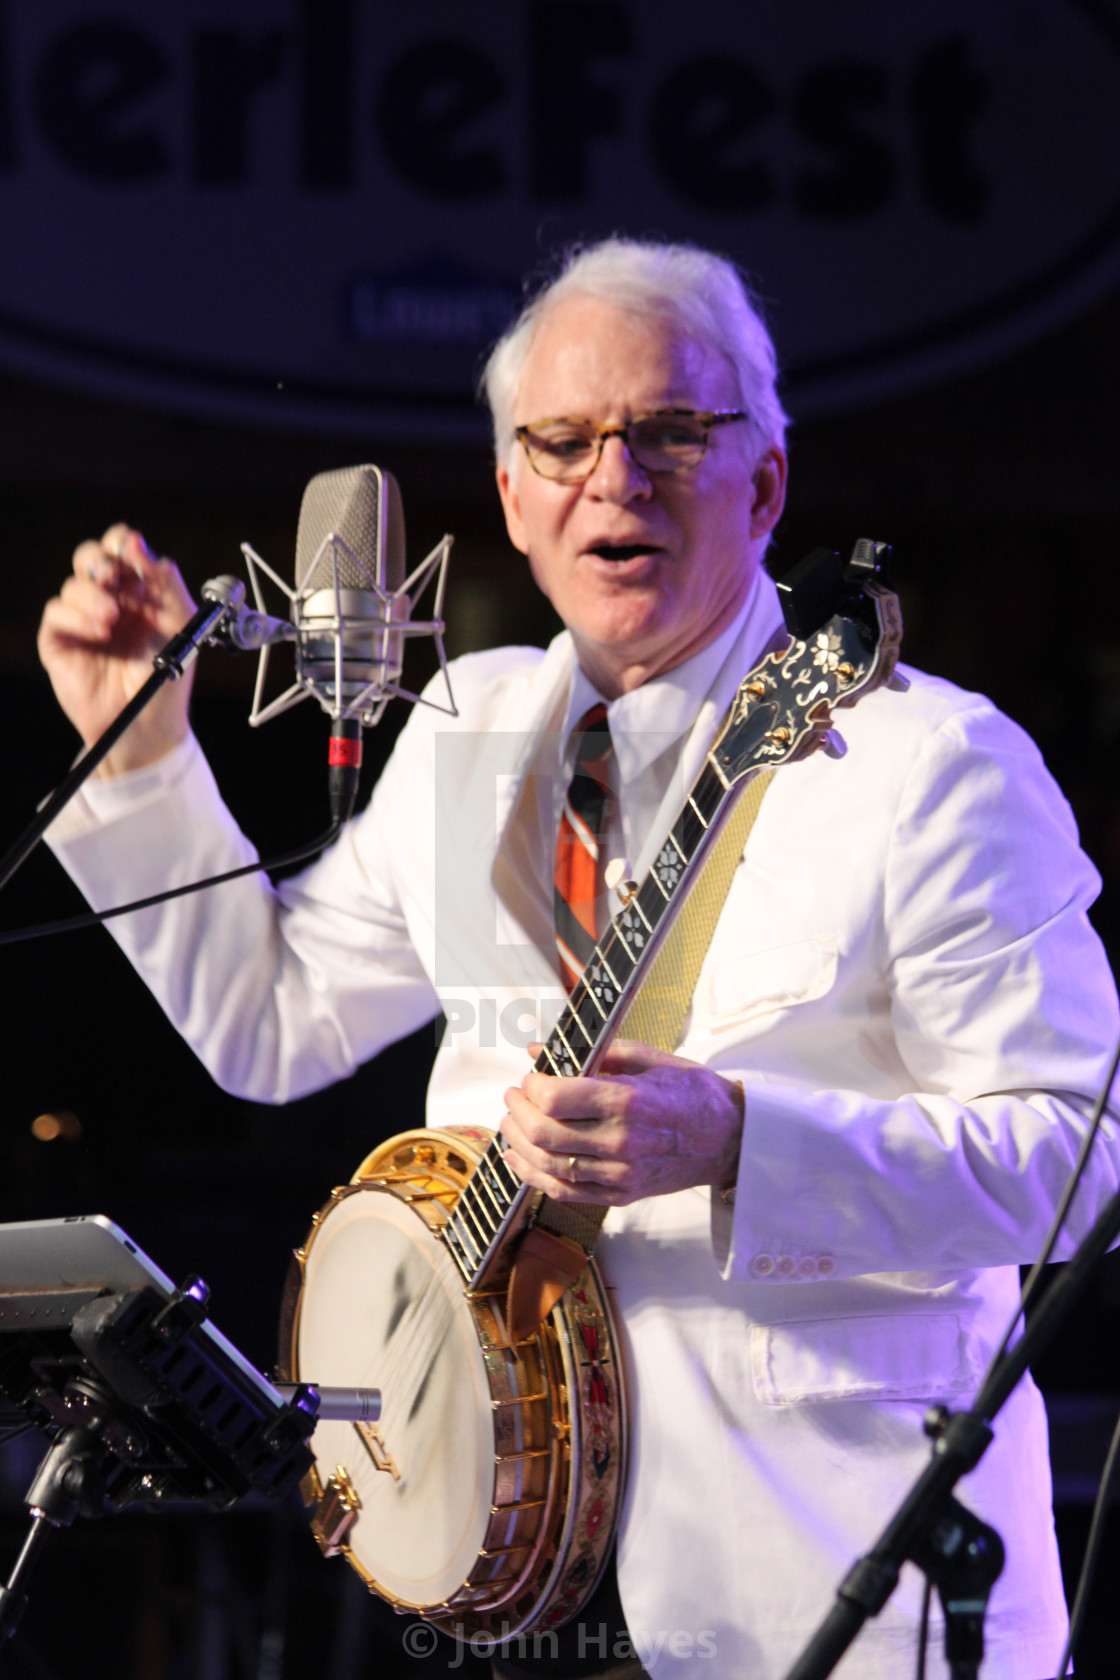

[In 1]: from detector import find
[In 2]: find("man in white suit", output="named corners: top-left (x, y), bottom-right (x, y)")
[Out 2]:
top-left (39, 239), bottom-right (1119, 1679)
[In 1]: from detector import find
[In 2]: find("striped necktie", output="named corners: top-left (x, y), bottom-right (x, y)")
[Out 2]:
top-left (553, 702), bottom-right (612, 992)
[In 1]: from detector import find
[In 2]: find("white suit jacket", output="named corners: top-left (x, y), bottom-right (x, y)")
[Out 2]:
top-left (48, 573), bottom-right (1120, 1679)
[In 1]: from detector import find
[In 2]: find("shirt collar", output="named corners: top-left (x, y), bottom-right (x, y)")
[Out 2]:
top-left (561, 568), bottom-right (780, 785)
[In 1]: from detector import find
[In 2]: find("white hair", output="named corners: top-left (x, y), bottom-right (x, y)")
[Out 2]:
top-left (480, 237), bottom-right (789, 468)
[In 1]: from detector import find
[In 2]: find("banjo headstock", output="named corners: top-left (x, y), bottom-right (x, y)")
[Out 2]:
top-left (710, 539), bottom-right (903, 786)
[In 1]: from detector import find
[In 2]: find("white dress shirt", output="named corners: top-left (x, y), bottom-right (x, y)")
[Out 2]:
top-left (48, 571), bottom-right (1120, 1679)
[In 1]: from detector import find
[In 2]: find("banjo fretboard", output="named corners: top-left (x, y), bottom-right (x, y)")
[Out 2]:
top-left (440, 757), bottom-right (731, 1285)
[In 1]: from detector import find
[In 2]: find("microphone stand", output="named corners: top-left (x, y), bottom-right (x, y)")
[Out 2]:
top-left (784, 1172), bottom-right (1120, 1680)
top-left (0, 592), bottom-right (231, 896)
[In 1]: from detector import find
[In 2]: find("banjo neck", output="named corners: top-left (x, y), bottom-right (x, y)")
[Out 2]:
top-left (439, 541), bottom-right (903, 1294)
top-left (440, 753), bottom-right (750, 1291)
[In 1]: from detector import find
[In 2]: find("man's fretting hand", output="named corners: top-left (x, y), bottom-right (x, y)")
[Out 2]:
top-left (500, 1039), bottom-right (744, 1205)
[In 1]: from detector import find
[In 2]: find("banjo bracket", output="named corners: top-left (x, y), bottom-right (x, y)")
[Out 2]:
top-left (310, 1464), bottom-right (362, 1557)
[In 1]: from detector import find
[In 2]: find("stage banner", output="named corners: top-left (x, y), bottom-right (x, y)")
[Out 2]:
top-left (1, 0), bottom-right (1119, 438)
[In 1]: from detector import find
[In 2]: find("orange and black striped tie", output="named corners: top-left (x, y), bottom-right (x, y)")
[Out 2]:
top-left (554, 703), bottom-right (613, 992)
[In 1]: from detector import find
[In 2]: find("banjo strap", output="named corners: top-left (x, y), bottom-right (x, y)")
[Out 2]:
top-left (505, 769), bottom-right (774, 1340)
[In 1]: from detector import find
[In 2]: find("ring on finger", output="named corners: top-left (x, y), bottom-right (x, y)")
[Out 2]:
top-left (567, 1154), bottom-right (579, 1183)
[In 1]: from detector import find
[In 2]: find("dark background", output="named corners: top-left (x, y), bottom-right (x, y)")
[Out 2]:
top-left (1, 12), bottom-right (1120, 1665)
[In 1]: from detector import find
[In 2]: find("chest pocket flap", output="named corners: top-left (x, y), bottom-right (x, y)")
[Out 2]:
top-left (708, 936), bottom-right (838, 1025)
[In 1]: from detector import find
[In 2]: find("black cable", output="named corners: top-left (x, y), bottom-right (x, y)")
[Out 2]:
top-left (0, 824), bottom-right (340, 948)
top-left (988, 1033), bottom-right (1120, 1374)
top-left (787, 1029), bottom-right (1120, 1680)
top-left (1054, 1401), bottom-right (1120, 1680)
top-left (915, 1576), bottom-right (931, 1680)
top-left (950, 1034), bottom-right (1120, 1680)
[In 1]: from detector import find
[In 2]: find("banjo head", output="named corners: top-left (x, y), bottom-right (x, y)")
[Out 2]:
top-left (294, 1186), bottom-right (495, 1608)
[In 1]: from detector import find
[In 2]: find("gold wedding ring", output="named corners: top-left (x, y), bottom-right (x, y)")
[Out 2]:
top-left (568, 1154), bottom-right (578, 1183)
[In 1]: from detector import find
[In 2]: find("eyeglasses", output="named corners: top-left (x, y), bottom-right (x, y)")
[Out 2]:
top-left (513, 409), bottom-right (749, 483)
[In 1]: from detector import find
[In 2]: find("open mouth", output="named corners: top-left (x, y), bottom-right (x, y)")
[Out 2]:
top-left (587, 543), bottom-right (661, 563)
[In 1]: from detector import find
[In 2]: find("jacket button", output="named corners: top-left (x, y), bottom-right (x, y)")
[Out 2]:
top-left (797, 1256), bottom-right (817, 1278)
top-left (775, 1256), bottom-right (796, 1277)
top-left (816, 1255), bottom-right (836, 1277)
top-left (749, 1254), bottom-right (775, 1278)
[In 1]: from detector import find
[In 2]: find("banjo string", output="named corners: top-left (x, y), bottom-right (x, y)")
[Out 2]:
top-left (366, 1251), bottom-right (461, 1447)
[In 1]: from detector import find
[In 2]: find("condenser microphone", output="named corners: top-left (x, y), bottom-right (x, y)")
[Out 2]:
top-left (293, 464), bottom-right (409, 717)
top-left (233, 464), bottom-right (456, 822)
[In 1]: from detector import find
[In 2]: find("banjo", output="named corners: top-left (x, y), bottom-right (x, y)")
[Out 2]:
top-left (278, 541), bottom-right (903, 1640)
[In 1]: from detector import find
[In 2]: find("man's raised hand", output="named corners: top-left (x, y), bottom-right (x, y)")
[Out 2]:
top-left (38, 525), bottom-right (196, 776)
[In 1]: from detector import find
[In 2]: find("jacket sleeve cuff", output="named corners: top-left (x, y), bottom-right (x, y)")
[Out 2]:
top-left (711, 1076), bottom-right (839, 1285)
top-left (45, 733), bottom-right (200, 841)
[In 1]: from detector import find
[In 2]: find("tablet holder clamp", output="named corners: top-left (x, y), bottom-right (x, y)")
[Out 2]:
top-left (0, 1276), bottom-right (319, 1642)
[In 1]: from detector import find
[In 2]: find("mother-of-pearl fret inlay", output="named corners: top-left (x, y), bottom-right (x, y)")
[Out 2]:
top-left (653, 836), bottom-right (686, 895)
top-left (616, 909), bottom-right (648, 956)
top-left (437, 554), bottom-right (901, 1285)
top-left (551, 1043), bottom-right (580, 1079)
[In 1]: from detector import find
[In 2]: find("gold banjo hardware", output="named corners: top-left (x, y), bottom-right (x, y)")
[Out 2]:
top-left (281, 541), bottom-right (902, 1639)
top-left (278, 1125), bottom-right (626, 1640)
top-left (314, 1464), bottom-right (361, 1555)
